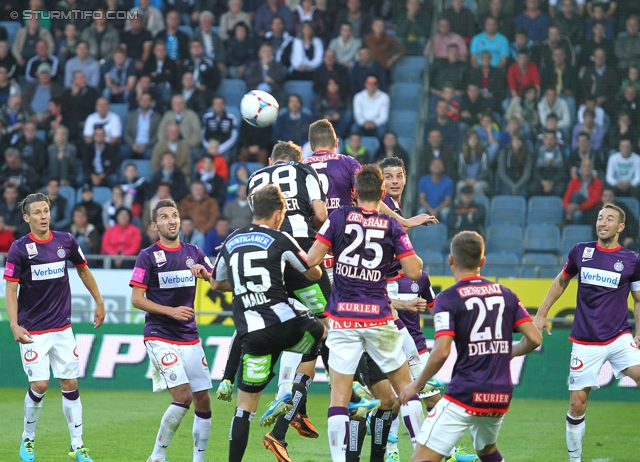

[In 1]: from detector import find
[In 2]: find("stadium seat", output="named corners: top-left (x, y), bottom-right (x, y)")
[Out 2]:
top-left (416, 249), bottom-right (445, 276)
top-left (486, 225), bottom-right (523, 255)
top-left (283, 80), bottom-right (315, 111)
top-left (0, 21), bottom-right (21, 46)
top-left (178, 25), bottom-right (194, 37)
top-left (226, 105), bottom-right (242, 125)
top-left (389, 110), bottom-right (418, 138)
top-left (521, 253), bottom-right (559, 278)
top-left (561, 224), bottom-right (593, 254)
top-left (474, 194), bottom-right (490, 230)
top-left (390, 82), bottom-right (423, 110)
top-left (122, 159), bottom-right (152, 180)
top-left (489, 195), bottom-right (526, 226)
top-left (76, 186), bottom-right (112, 205)
top-left (411, 224), bottom-right (448, 253)
top-left (483, 252), bottom-right (520, 278)
top-left (218, 79), bottom-right (247, 107)
top-left (392, 56), bottom-right (425, 82)
top-left (361, 136), bottom-right (380, 155)
top-left (616, 196), bottom-right (639, 219)
top-left (524, 224), bottom-right (561, 254)
top-left (397, 136), bottom-right (414, 154)
top-left (110, 103), bottom-right (129, 127)
top-left (527, 196), bottom-right (563, 225)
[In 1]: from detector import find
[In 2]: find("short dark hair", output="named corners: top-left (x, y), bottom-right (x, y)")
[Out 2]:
top-left (309, 119), bottom-right (337, 150)
top-left (450, 231), bottom-right (485, 270)
top-left (602, 203), bottom-right (626, 224)
top-left (271, 140), bottom-right (302, 162)
top-left (20, 193), bottom-right (52, 215)
top-left (251, 184), bottom-right (286, 220)
top-left (355, 164), bottom-right (384, 202)
top-left (152, 199), bottom-right (179, 223)
top-left (379, 156), bottom-right (406, 174)
top-left (73, 205), bottom-right (87, 216)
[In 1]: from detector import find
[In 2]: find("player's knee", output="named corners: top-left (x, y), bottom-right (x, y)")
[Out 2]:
top-left (30, 380), bottom-right (49, 394)
top-left (172, 388), bottom-right (193, 406)
top-left (477, 443), bottom-right (498, 456)
top-left (193, 390), bottom-right (211, 410)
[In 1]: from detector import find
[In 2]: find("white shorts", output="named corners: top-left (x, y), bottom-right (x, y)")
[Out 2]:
top-left (416, 397), bottom-right (503, 456)
top-left (20, 327), bottom-right (79, 382)
top-left (569, 333), bottom-right (640, 391)
top-left (146, 339), bottom-right (212, 393)
top-left (326, 320), bottom-right (405, 375)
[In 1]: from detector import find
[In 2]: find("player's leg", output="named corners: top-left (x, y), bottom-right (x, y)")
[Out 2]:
top-left (470, 414), bottom-right (505, 461)
top-left (231, 388), bottom-right (263, 462)
top-left (411, 399), bottom-right (468, 462)
top-left (184, 342), bottom-right (214, 462)
top-left (218, 330), bottom-right (242, 402)
top-left (368, 378), bottom-right (397, 462)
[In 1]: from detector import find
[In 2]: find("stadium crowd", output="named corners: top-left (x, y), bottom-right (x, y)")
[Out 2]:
top-left (0, 0), bottom-right (639, 260)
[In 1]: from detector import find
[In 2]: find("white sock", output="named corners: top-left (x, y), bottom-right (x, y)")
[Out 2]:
top-left (399, 326), bottom-right (420, 363)
top-left (276, 351), bottom-right (302, 399)
top-left (23, 388), bottom-right (45, 441)
top-left (566, 412), bottom-right (585, 462)
top-left (386, 413), bottom-right (400, 454)
top-left (193, 412), bottom-right (212, 462)
top-left (151, 402), bottom-right (189, 461)
top-left (400, 398), bottom-right (424, 448)
top-left (62, 390), bottom-right (83, 449)
top-left (328, 407), bottom-right (348, 462)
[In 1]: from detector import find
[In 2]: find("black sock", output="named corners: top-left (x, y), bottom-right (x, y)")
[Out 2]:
top-left (223, 331), bottom-right (242, 383)
top-left (272, 373), bottom-right (312, 440)
top-left (345, 417), bottom-right (367, 462)
top-left (229, 407), bottom-right (253, 462)
top-left (370, 409), bottom-right (393, 462)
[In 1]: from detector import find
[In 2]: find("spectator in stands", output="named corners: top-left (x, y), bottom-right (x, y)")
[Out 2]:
top-left (82, 97), bottom-right (122, 145)
top-left (344, 132), bottom-right (371, 164)
top-left (580, 47), bottom-right (618, 116)
top-left (540, 47), bottom-right (579, 110)
top-left (121, 15), bottom-right (154, 71)
top-left (616, 83), bottom-right (640, 126)
top-left (0, 95), bottom-right (29, 147)
top-left (219, 0), bottom-right (253, 41)
top-left (333, 0), bottom-right (372, 39)
top-left (142, 41), bottom-right (180, 104)
top-left (153, 10), bottom-right (187, 64)
top-left (563, 158), bottom-right (603, 223)
top-left (313, 49), bottom-right (349, 98)
top-left (538, 112), bottom-right (567, 149)
top-left (102, 185), bottom-right (126, 228)
top-left (615, 15), bottom-right (640, 71)
top-left (141, 222), bottom-right (159, 248)
top-left (571, 109), bottom-right (605, 151)
top-left (446, 185), bottom-right (486, 237)
top-left (586, 188), bottom-right (639, 249)
top-left (363, 17), bottom-right (406, 71)
top-left (350, 46), bottom-right (387, 94)
top-left (47, 125), bottom-right (77, 185)
top-left (480, 0), bottom-right (515, 43)
top-left (56, 22), bottom-right (79, 72)
top-left (80, 8), bottom-right (120, 62)
top-left (0, 147), bottom-right (38, 197)
top-left (329, 22), bottom-right (361, 69)
top-left (255, 0), bottom-right (294, 38)
top-left (45, 177), bottom-right (70, 230)
top-left (22, 63), bottom-right (63, 129)
top-left (127, 0), bottom-right (164, 37)
top-left (0, 65), bottom-right (19, 108)
top-left (11, 17), bottom-right (54, 70)
top-left (0, 216), bottom-right (15, 251)
top-left (424, 17), bottom-right (468, 61)
top-left (179, 180), bottom-right (219, 233)
top-left (553, 0), bottom-right (584, 48)
top-left (425, 99), bottom-right (461, 153)
top-left (77, 183), bottom-right (105, 234)
top-left (539, 24), bottom-right (575, 68)
top-left (272, 94), bottom-right (313, 146)
top-left (470, 16), bottom-right (510, 69)
top-left (442, 0), bottom-right (476, 43)
top-left (101, 207), bottom-right (141, 269)
top-left (418, 158), bottom-right (454, 219)
top-left (81, 126), bottom-right (119, 187)
top-left (164, 0), bottom-right (196, 29)
top-left (293, 0), bottom-right (327, 39)
top-left (179, 72), bottom-right (208, 115)
top-left (569, 131), bottom-right (607, 178)
top-left (244, 42), bottom-right (287, 102)
top-left (538, 87), bottom-right (572, 133)
top-left (497, 132), bottom-right (532, 196)
top-left (196, 150), bottom-right (227, 206)
top-left (265, 16), bottom-right (294, 67)
top-left (152, 123), bottom-right (192, 180)
top-left (430, 44), bottom-right (468, 101)
top-left (0, 184), bottom-right (29, 238)
top-left (530, 129), bottom-right (567, 196)
top-left (142, 181), bottom-right (172, 229)
top-left (606, 138), bottom-right (640, 197)
top-left (224, 182), bottom-right (252, 229)
top-left (226, 22), bottom-right (257, 79)
top-left (15, 121), bottom-right (47, 174)
top-left (289, 21), bottom-right (324, 80)
top-left (460, 83), bottom-right (492, 129)
top-left (509, 28), bottom-right (539, 63)
top-left (0, 41), bottom-right (17, 81)
top-left (577, 94), bottom-right (605, 126)
top-left (25, 39), bottom-right (59, 83)
top-left (352, 75), bottom-right (389, 140)
top-left (64, 41), bottom-right (100, 89)
top-left (150, 151), bottom-right (189, 202)
top-left (375, 131), bottom-right (409, 165)
top-left (121, 162), bottom-right (147, 219)
top-left (469, 51), bottom-right (505, 112)
top-left (314, 77), bottom-right (352, 138)
top-left (507, 49), bottom-right (541, 98)
top-left (474, 112), bottom-right (501, 163)
top-left (44, 97), bottom-right (66, 143)
top-left (157, 94), bottom-right (202, 149)
top-left (516, 0), bottom-right (551, 44)
top-left (122, 92), bottom-right (160, 161)
top-left (203, 215), bottom-right (231, 257)
top-left (578, 20), bottom-right (615, 73)
top-left (62, 70), bottom-right (99, 140)
top-left (182, 39), bottom-right (220, 97)
top-left (457, 130), bottom-right (491, 195)
top-left (395, 0), bottom-right (429, 56)
top-left (201, 95), bottom-right (239, 159)
top-left (419, 128), bottom-right (457, 180)
top-left (180, 216), bottom-right (205, 248)
top-left (238, 121), bottom-right (273, 164)
top-left (607, 110), bottom-right (639, 154)
top-left (585, 3), bottom-right (615, 41)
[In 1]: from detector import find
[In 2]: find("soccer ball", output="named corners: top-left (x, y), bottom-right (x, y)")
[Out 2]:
top-left (240, 90), bottom-right (280, 127)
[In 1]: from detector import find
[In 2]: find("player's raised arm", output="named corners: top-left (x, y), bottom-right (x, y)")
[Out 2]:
top-left (380, 200), bottom-right (439, 229)
top-left (75, 265), bottom-right (105, 329)
top-left (6, 280), bottom-right (33, 344)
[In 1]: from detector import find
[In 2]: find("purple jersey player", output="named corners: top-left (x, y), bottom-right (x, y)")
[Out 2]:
top-left (130, 199), bottom-right (214, 462)
top-left (535, 204), bottom-right (640, 462)
top-left (5, 192), bottom-right (105, 462)
top-left (400, 231), bottom-right (541, 462)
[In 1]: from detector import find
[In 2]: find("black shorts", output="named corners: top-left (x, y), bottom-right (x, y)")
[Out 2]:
top-left (237, 312), bottom-right (324, 393)
top-left (356, 353), bottom-right (387, 386)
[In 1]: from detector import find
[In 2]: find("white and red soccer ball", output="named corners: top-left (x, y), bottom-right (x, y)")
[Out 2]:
top-left (240, 90), bottom-right (280, 128)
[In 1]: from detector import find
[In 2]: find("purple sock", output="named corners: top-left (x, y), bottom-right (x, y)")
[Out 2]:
top-left (479, 449), bottom-right (503, 462)
top-left (195, 410), bottom-right (211, 419)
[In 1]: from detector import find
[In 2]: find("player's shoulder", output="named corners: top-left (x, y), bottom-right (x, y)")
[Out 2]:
top-left (294, 161), bottom-right (317, 176)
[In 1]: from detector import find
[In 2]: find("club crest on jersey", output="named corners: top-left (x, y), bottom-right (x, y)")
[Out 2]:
top-left (411, 282), bottom-right (419, 292)
top-left (582, 247), bottom-right (594, 261)
top-left (614, 260), bottom-right (624, 272)
top-left (186, 257), bottom-right (195, 268)
top-left (57, 248), bottom-right (66, 258)
top-left (154, 250), bottom-right (167, 264)
top-left (26, 242), bottom-right (38, 257)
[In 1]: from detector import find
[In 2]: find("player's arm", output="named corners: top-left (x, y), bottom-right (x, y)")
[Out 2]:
top-left (399, 334), bottom-right (452, 405)
top-left (534, 271), bottom-right (572, 335)
top-left (6, 281), bottom-right (33, 344)
top-left (391, 297), bottom-right (426, 313)
top-left (307, 238), bottom-right (330, 268)
top-left (75, 265), bottom-right (105, 329)
top-left (632, 290), bottom-right (640, 346)
top-left (131, 287), bottom-right (194, 320)
top-left (399, 254), bottom-right (423, 282)
top-left (190, 263), bottom-right (232, 292)
top-left (380, 201), bottom-right (438, 229)
top-left (311, 199), bottom-right (328, 230)
top-left (511, 321), bottom-right (543, 358)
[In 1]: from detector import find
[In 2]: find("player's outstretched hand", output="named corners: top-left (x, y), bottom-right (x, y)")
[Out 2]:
top-left (11, 325), bottom-right (34, 344)
top-left (94, 300), bottom-right (105, 329)
top-left (405, 214), bottom-right (439, 229)
top-left (399, 380), bottom-right (422, 405)
top-left (407, 298), bottom-right (427, 313)
top-left (190, 264), bottom-right (211, 280)
top-left (533, 313), bottom-right (551, 336)
top-left (170, 306), bottom-right (195, 321)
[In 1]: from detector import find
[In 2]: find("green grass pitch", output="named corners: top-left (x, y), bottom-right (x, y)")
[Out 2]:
top-left (1, 388), bottom-right (639, 461)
